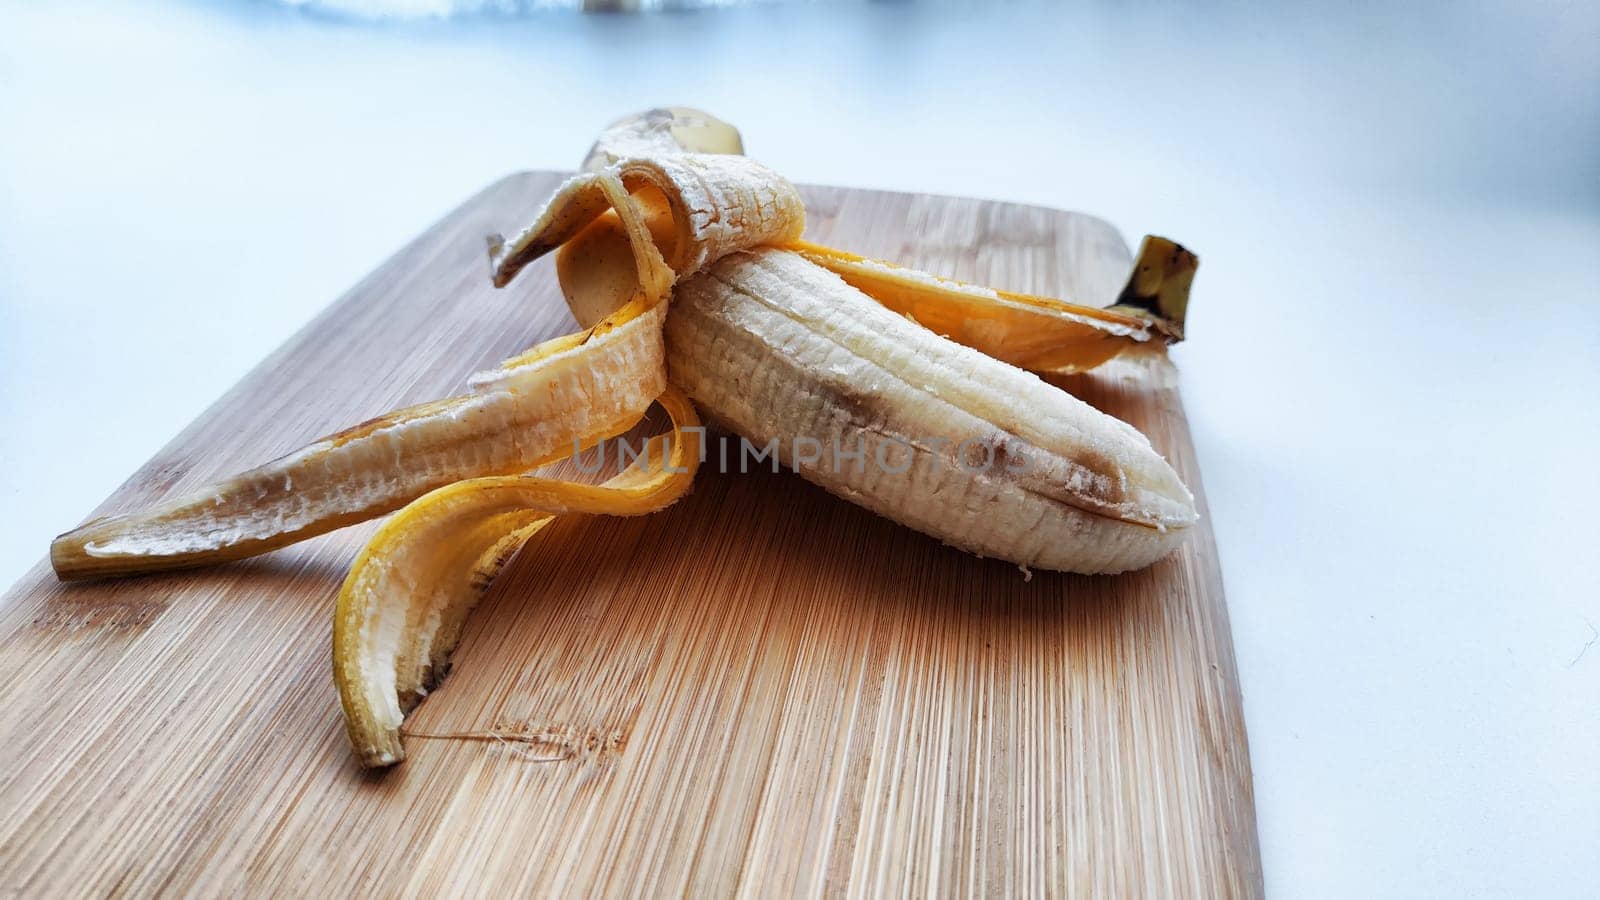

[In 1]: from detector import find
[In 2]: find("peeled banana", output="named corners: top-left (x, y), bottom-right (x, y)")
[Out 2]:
top-left (666, 248), bottom-right (1195, 574)
top-left (48, 108), bottom-right (1201, 766)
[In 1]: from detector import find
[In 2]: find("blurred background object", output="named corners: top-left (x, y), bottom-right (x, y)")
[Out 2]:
top-left (274, 0), bottom-right (791, 16)
top-left (1, 1), bottom-right (1596, 898)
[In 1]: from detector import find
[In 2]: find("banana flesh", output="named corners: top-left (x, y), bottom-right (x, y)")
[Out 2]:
top-left (666, 249), bottom-right (1195, 574)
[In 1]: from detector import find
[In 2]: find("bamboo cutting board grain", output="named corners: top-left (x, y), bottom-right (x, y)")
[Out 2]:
top-left (0, 173), bottom-right (1261, 898)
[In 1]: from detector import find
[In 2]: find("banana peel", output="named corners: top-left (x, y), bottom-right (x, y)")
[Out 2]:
top-left (793, 237), bottom-right (1193, 375)
top-left (336, 387), bottom-right (701, 767)
top-left (50, 310), bottom-right (668, 580)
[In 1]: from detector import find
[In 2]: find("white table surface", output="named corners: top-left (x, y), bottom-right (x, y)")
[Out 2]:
top-left (3, 1), bottom-right (1597, 896)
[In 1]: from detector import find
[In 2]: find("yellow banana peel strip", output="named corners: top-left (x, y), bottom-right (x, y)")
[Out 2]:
top-left (789, 236), bottom-right (1196, 375)
top-left (50, 310), bottom-right (667, 580)
top-left (334, 387), bottom-right (703, 768)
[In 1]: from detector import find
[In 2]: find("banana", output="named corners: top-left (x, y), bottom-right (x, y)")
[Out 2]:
top-left (46, 108), bottom-right (1202, 767)
top-left (665, 248), bottom-right (1195, 574)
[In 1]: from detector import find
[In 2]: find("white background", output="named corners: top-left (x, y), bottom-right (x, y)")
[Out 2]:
top-left (2, 1), bottom-right (1597, 896)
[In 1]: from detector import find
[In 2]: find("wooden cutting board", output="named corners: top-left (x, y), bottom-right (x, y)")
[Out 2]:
top-left (0, 173), bottom-right (1261, 897)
